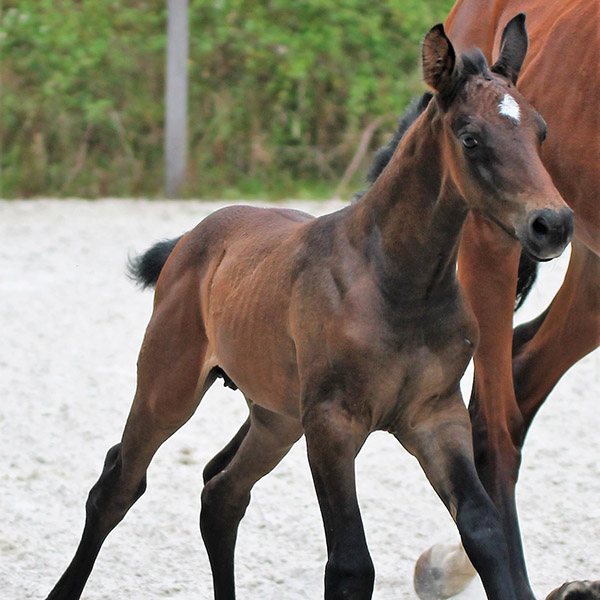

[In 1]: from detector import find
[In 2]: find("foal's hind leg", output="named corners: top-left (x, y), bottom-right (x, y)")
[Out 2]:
top-left (203, 416), bottom-right (251, 484)
top-left (397, 393), bottom-right (517, 600)
top-left (46, 284), bottom-right (214, 600)
top-left (200, 403), bottom-right (302, 600)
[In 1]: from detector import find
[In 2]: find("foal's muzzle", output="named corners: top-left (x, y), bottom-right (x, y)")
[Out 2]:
top-left (521, 207), bottom-right (574, 261)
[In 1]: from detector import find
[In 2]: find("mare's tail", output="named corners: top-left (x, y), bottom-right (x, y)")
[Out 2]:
top-left (127, 235), bottom-right (184, 289)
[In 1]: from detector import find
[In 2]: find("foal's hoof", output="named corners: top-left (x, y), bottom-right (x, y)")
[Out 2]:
top-left (546, 581), bottom-right (600, 600)
top-left (414, 543), bottom-right (477, 600)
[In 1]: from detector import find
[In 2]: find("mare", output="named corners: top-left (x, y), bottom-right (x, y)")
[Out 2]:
top-left (394, 2), bottom-right (599, 598)
top-left (46, 20), bottom-right (573, 600)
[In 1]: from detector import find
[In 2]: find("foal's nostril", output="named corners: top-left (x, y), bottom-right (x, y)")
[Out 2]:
top-left (530, 215), bottom-right (550, 238)
top-left (525, 207), bottom-right (574, 258)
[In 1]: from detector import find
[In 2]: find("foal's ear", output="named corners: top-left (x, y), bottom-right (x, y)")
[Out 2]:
top-left (422, 24), bottom-right (457, 96)
top-left (491, 13), bottom-right (528, 84)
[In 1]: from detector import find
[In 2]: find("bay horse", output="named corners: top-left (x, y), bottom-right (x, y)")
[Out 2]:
top-left (392, 1), bottom-right (599, 598)
top-left (46, 20), bottom-right (573, 600)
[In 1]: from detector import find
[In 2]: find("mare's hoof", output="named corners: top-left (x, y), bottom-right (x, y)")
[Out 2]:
top-left (546, 581), bottom-right (600, 600)
top-left (414, 543), bottom-right (477, 600)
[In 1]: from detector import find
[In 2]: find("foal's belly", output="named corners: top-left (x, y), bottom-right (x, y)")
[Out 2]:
top-left (209, 301), bottom-right (476, 426)
top-left (203, 230), bottom-right (305, 417)
top-left (199, 208), bottom-right (478, 424)
top-left (212, 316), bottom-right (302, 418)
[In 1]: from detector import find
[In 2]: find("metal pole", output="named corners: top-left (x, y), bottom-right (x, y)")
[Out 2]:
top-left (165, 0), bottom-right (189, 197)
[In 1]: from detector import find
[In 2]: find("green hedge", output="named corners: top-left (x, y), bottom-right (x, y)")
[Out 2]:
top-left (1, 0), bottom-right (453, 199)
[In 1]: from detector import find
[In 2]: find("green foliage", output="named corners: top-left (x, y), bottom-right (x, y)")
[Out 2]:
top-left (1, 0), bottom-right (453, 198)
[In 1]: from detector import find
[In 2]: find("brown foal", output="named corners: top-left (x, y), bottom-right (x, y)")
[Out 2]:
top-left (46, 20), bottom-right (572, 600)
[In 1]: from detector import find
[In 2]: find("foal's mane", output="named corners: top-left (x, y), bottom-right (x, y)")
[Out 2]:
top-left (364, 92), bottom-right (434, 188)
top-left (356, 48), bottom-right (538, 309)
top-left (362, 49), bottom-right (489, 188)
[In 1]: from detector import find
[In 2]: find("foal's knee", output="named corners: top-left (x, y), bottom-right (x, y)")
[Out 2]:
top-left (325, 550), bottom-right (375, 599)
top-left (455, 495), bottom-right (507, 569)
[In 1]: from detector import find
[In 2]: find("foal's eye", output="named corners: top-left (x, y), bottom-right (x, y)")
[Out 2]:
top-left (461, 135), bottom-right (478, 149)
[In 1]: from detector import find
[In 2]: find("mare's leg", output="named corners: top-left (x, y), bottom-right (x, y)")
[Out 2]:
top-left (397, 393), bottom-right (517, 600)
top-left (414, 541), bottom-right (476, 599)
top-left (302, 403), bottom-right (374, 599)
top-left (46, 280), bottom-right (213, 600)
top-left (200, 403), bottom-right (302, 600)
top-left (513, 241), bottom-right (600, 430)
top-left (546, 581), bottom-right (600, 600)
top-left (454, 214), bottom-right (533, 599)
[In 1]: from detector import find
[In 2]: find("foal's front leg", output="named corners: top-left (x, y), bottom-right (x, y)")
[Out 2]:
top-left (397, 393), bottom-right (517, 600)
top-left (303, 402), bottom-right (374, 600)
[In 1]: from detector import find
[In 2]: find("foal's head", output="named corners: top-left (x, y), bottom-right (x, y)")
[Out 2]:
top-left (422, 14), bottom-right (573, 260)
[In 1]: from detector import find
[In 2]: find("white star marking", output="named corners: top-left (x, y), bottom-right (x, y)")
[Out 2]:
top-left (498, 94), bottom-right (520, 123)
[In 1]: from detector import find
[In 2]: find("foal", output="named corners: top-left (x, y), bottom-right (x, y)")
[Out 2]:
top-left (46, 20), bottom-right (572, 600)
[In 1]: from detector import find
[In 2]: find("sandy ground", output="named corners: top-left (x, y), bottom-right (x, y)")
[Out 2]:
top-left (1, 199), bottom-right (598, 600)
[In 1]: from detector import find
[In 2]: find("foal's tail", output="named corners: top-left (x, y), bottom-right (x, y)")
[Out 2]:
top-left (127, 234), bottom-right (184, 289)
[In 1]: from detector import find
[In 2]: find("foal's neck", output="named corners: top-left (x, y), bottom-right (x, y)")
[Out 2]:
top-left (350, 103), bottom-right (468, 302)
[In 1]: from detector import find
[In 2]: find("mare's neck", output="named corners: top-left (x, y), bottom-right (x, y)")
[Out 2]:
top-left (349, 103), bottom-right (469, 301)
